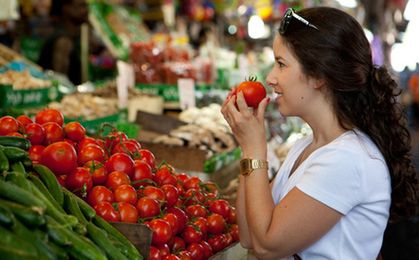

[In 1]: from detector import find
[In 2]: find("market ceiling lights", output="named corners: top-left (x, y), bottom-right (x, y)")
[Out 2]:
top-left (335, 0), bottom-right (358, 8)
top-left (248, 15), bottom-right (270, 39)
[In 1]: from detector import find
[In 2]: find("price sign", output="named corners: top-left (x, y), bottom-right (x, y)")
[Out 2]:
top-left (178, 78), bottom-right (195, 110)
top-left (116, 61), bottom-right (134, 109)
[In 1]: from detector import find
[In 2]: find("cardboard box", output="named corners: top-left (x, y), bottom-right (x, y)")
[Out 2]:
top-left (111, 222), bottom-right (152, 259)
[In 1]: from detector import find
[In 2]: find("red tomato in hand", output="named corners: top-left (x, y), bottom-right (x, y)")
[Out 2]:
top-left (35, 109), bottom-right (64, 126)
top-left (236, 77), bottom-right (266, 108)
top-left (116, 202), bottom-right (139, 223)
top-left (94, 201), bottom-right (120, 222)
top-left (25, 123), bottom-right (45, 145)
top-left (64, 122), bottom-right (86, 142)
top-left (0, 116), bottom-right (19, 136)
top-left (88, 185), bottom-right (114, 206)
top-left (149, 219), bottom-right (173, 246)
top-left (114, 184), bottom-right (137, 204)
top-left (65, 167), bottom-right (93, 196)
top-left (40, 141), bottom-right (77, 175)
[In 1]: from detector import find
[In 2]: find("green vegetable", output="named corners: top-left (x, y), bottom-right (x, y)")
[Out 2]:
top-left (28, 173), bottom-right (66, 214)
top-left (0, 205), bottom-right (13, 227)
top-left (34, 164), bottom-right (64, 207)
top-left (0, 148), bottom-right (9, 172)
top-left (0, 225), bottom-right (39, 259)
top-left (65, 188), bottom-right (96, 220)
top-left (0, 199), bottom-right (45, 227)
top-left (63, 189), bottom-right (88, 226)
top-left (0, 179), bottom-right (46, 209)
top-left (93, 215), bottom-right (143, 260)
top-left (0, 146), bottom-right (29, 162)
top-left (46, 216), bottom-right (107, 260)
top-left (5, 171), bottom-right (31, 191)
top-left (86, 222), bottom-right (128, 260)
top-left (0, 136), bottom-right (31, 150)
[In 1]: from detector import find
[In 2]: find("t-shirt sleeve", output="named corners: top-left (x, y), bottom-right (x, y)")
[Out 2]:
top-left (296, 147), bottom-right (363, 215)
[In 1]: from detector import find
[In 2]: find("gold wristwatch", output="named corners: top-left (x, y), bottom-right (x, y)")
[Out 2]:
top-left (240, 158), bottom-right (269, 176)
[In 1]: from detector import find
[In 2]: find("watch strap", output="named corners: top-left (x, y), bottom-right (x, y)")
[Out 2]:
top-left (240, 158), bottom-right (269, 176)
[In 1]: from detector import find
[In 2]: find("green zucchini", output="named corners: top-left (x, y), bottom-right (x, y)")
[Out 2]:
top-left (34, 164), bottom-right (64, 207)
top-left (46, 216), bottom-right (107, 260)
top-left (0, 225), bottom-right (39, 259)
top-left (5, 171), bottom-right (31, 191)
top-left (28, 173), bottom-right (66, 214)
top-left (65, 188), bottom-right (96, 220)
top-left (27, 180), bottom-right (78, 228)
top-left (93, 215), bottom-right (143, 260)
top-left (0, 205), bottom-right (13, 227)
top-left (0, 148), bottom-right (9, 172)
top-left (0, 146), bottom-right (29, 162)
top-left (0, 179), bottom-right (46, 209)
top-left (11, 216), bottom-right (58, 260)
top-left (86, 222), bottom-right (128, 260)
top-left (0, 199), bottom-right (45, 227)
top-left (0, 136), bottom-right (31, 150)
top-left (63, 189), bottom-right (88, 226)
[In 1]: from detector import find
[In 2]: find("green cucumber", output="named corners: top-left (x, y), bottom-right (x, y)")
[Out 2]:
top-left (0, 205), bottom-right (13, 227)
top-left (46, 216), bottom-right (107, 260)
top-left (0, 136), bottom-right (31, 150)
top-left (33, 228), bottom-right (69, 260)
top-left (0, 148), bottom-right (9, 172)
top-left (63, 189), bottom-right (88, 226)
top-left (0, 179), bottom-right (46, 209)
top-left (28, 173), bottom-right (66, 214)
top-left (0, 146), bottom-right (28, 162)
top-left (11, 161), bottom-right (26, 175)
top-left (93, 215), bottom-right (143, 260)
top-left (0, 225), bottom-right (39, 259)
top-left (0, 199), bottom-right (45, 227)
top-left (5, 171), bottom-right (31, 191)
top-left (27, 180), bottom-right (78, 228)
top-left (86, 222), bottom-right (128, 260)
top-left (34, 164), bottom-right (64, 207)
top-left (11, 216), bottom-right (59, 260)
top-left (65, 188), bottom-right (96, 220)
top-left (108, 234), bottom-right (129, 257)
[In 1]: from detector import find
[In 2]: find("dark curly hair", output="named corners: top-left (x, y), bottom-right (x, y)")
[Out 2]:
top-left (281, 7), bottom-right (418, 222)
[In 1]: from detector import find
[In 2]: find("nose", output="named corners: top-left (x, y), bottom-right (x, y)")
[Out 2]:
top-left (265, 70), bottom-right (278, 88)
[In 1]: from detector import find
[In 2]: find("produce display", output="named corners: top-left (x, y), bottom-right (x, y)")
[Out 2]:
top-left (0, 135), bottom-right (142, 259)
top-left (0, 108), bottom-right (239, 259)
top-left (154, 104), bottom-right (236, 156)
top-left (0, 70), bottom-right (51, 89)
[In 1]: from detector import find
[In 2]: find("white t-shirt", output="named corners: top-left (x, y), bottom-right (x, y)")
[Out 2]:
top-left (271, 130), bottom-right (391, 259)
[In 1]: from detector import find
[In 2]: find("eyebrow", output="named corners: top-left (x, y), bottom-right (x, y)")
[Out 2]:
top-left (274, 55), bottom-right (287, 62)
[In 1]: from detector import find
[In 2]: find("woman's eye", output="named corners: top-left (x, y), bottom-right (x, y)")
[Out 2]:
top-left (276, 60), bottom-right (286, 68)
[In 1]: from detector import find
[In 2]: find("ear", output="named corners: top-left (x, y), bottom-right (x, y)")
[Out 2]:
top-left (312, 77), bottom-right (326, 89)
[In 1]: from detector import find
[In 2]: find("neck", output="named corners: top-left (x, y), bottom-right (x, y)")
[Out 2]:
top-left (303, 98), bottom-right (346, 147)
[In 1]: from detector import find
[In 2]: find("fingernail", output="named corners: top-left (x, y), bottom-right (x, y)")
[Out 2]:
top-left (267, 97), bottom-right (271, 103)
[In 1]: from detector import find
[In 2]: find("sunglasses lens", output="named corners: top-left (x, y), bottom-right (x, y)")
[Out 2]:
top-left (280, 9), bottom-right (293, 34)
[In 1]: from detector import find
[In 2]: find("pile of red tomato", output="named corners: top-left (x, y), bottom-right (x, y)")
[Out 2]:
top-left (0, 109), bottom-right (239, 260)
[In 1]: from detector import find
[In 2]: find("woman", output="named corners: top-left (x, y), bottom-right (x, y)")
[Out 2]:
top-left (221, 7), bottom-right (417, 259)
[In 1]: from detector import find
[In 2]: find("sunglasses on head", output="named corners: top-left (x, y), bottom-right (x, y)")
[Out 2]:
top-left (279, 8), bottom-right (319, 35)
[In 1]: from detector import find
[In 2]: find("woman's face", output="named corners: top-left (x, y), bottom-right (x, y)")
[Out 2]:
top-left (266, 35), bottom-right (318, 117)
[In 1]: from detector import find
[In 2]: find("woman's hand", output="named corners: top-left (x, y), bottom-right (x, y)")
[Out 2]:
top-left (221, 89), bottom-right (270, 159)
